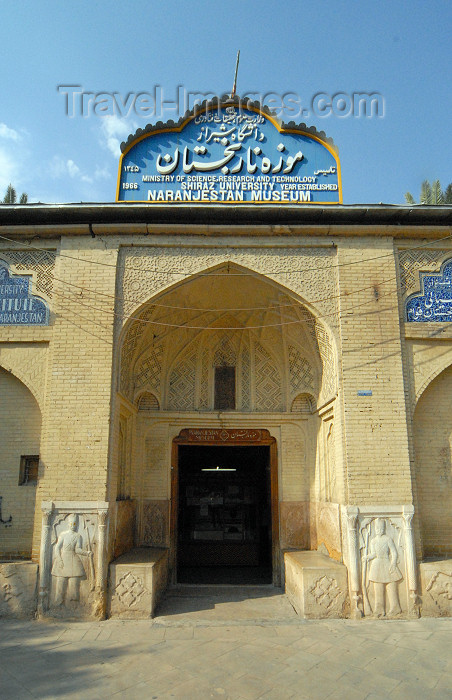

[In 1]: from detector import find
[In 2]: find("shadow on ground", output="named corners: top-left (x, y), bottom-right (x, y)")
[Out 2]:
top-left (154, 584), bottom-right (299, 624)
top-left (0, 619), bottom-right (148, 699)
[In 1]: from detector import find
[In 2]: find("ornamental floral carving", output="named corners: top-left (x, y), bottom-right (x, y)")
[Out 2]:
top-left (114, 572), bottom-right (148, 608)
top-left (308, 575), bottom-right (343, 612)
top-left (143, 502), bottom-right (167, 547)
top-left (426, 571), bottom-right (452, 615)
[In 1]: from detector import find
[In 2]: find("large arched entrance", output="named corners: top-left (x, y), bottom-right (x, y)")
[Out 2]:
top-left (114, 262), bottom-right (340, 586)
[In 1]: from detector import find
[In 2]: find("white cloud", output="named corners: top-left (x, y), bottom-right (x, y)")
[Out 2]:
top-left (0, 148), bottom-right (21, 192)
top-left (99, 115), bottom-right (137, 157)
top-left (0, 122), bottom-right (116, 203)
top-left (93, 165), bottom-right (110, 180)
top-left (66, 159), bottom-right (80, 177)
top-left (48, 156), bottom-right (66, 178)
top-left (0, 123), bottom-right (27, 194)
top-left (0, 123), bottom-right (20, 141)
top-left (49, 156), bottom-right (93, 183)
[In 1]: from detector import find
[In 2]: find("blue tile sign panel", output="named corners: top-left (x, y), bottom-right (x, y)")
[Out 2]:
top-left (117, 104), bottom-right (341, 204)
top-left (0, 262), bottom-right (49, 325)
top-left (406, 259), bottom-right (452, 322)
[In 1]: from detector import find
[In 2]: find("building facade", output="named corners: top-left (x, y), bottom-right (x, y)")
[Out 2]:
top-left (1, 104), bottom-right (451, 619)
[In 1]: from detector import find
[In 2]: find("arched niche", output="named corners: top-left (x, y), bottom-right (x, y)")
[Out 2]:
top-left (0, 367), bottom-right (42, 558)
top-left (136, 392), bottom-right (160, 411)
top-left (117, 263), bottom-right (338, 413)
top-left (291, 393), bottom-right (316, 413)
top-left (413, 365), bottom-right (452, 557)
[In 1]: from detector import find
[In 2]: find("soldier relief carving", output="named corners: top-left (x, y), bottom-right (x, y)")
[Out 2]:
top-left (360, 517), bottom-right (403, 617)
top-left (50, 513), bottom-right (96, 610)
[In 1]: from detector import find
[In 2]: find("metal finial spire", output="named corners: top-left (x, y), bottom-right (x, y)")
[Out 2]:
top-left (231, 50), bottom-right (240, 98)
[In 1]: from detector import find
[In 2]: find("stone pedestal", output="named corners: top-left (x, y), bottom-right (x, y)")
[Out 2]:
top-left (284, 551), bottom-right (348, 618)
top-left (108, 547), bottom-right (169, 619)
top-left (0, 561), bottom-right (38, 618)
top-left (419, 559), bottom-right (452, 617)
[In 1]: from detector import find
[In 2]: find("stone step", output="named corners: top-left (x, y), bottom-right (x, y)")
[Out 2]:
top-left (166, 584), bottom-right (281, 598)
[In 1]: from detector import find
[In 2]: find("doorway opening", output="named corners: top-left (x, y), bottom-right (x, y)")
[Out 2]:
top-left (177, 445), bottom-right (272, 585)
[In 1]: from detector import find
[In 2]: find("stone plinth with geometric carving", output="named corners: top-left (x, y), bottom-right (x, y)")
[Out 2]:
top-left (284, 551), bottom-right (348, 619)
top-left (0, 561), bottom-right (38, 618)
top-left (419, 559), bottom-right (452, 617)
top-left (108, 547), bottom-right (168, 619)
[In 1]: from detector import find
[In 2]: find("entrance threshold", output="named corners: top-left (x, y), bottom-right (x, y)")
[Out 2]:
top-left (169, 583), bottom-right (277, 595)
top-left (178, 565), bottom-right (272, 586)
top-left (172, 428), bottom-right (280, 587)
top-left (155, 584), bottom-right (296, 625)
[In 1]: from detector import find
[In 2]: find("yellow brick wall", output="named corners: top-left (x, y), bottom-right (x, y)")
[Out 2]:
top-left (330, 395), bottom-right (347, 503)
top-left (337, 237), bottom-right (412, 504)
top-left (0, 367), bottom-right (41, 557)
top-left (4, 228), bottom-right (450, 566)
top-left (31, 236), bottom-right (118, 557)
top-left (413, 365), bottom-right (452, 556)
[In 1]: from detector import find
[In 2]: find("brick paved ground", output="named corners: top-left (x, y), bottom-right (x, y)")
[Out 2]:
top-left (1, 587), bottom-right (451, 700)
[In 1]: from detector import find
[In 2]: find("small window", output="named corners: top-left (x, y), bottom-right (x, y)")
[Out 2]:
top-left (19, 455), bottom-right (39, 485)
top-left (214, 366), bottom-right (236, 410)
top-left (137, 392), bottom-right (159, 411)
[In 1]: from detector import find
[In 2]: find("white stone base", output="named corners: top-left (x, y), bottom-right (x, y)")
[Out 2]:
top-left (0, 561), bottom-right (38, 618)
top-left (420, 559), bottom-right (452, 617)
top-left (108, 547), bottom-right (168, 619)
top-left (284, 551), bottom-right (348, 618)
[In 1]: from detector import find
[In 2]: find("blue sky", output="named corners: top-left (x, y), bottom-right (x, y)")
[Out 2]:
top-left (1, 0), bottom-right (450, 204)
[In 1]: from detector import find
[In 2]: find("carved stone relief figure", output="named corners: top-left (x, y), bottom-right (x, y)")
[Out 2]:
top-left (361, 518), bottom-right (402, 617)
top-left (51, 514), bottom-right (93, 607)
top-left (39, 502), bottom-right (107, 619)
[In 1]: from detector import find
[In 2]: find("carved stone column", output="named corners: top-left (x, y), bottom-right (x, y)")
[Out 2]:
top-left (344, 506), bottom-right (362, 619)
top-left (402, 505), bottom-right (419, 617)
top-left (38, 502), bottom-right (53, 615)
top-left (94, 508), bottom-right (109, 619)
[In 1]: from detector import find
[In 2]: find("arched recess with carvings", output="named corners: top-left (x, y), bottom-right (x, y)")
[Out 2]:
top-left (112, 263), bottom-right (342, 549)
top-left (413, 364), bottom-right (452, 557)
top-left (117, 262), bottom-right (339, 413)
top-left (0, 367), bottom-right (42, 558)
